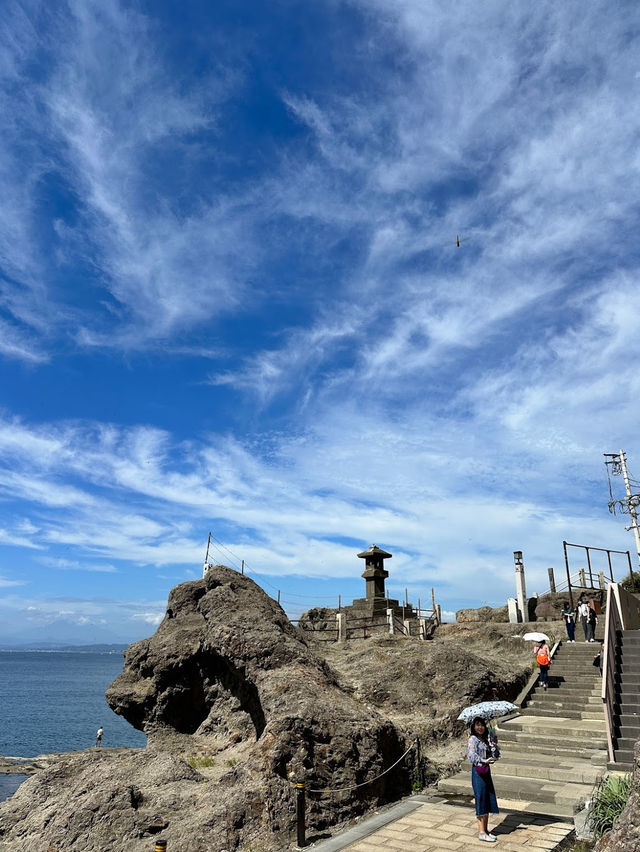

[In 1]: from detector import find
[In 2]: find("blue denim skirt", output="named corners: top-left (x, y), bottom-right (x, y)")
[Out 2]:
top-left (471, 766), bottom-right (499, 816)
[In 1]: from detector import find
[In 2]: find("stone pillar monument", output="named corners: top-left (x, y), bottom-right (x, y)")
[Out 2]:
top-left (514, 550), bottom-right (527, 622)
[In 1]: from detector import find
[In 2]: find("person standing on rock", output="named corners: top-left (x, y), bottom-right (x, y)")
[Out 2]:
top-left (562, 601), bottom-right (576, 642)
top-left (95, 727), bottom-right (103, 747)
top-left (467, 716), bottom-right (500, 843)
top-left (534, 640), bottom-right (551, 690)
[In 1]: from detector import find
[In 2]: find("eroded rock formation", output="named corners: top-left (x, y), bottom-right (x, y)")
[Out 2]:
top-left (0, 566), bottom-right (412, 852)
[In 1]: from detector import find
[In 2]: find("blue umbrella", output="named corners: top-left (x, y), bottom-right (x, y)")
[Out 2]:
top-left (457, 700), bottom-right (518, 723)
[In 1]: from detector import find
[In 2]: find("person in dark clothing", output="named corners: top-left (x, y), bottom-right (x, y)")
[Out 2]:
top-left (587, 604), bottom-right (598, 642)
top-left (562, 601), bottom-right (576, 642)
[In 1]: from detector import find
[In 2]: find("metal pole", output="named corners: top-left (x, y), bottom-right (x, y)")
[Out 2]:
top-left (586, 547), bottom-right (593, 589)
top-left (241, 559), bottom-right (244, 575)
top-left (338, 594), bottom-right (341, 611)
top-left (277, 590), bottom-right (281, 605)
top-left (619, 450), bottom-right (640, 573)
top-left (296, 782), bottom-right (306, 847)
top-left (418, 597), bottom-right (421, 617)
top-left (205, 532), bottom-right (211, 565)
top-left (405, 587), bottom-right (408, 606)
top-left (607, 549), bottom-right (614, 582)
top-left (563, 541), bottom-right (574, 609)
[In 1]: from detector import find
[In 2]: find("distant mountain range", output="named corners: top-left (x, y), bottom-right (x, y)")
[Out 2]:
top-left (0, 642), bottom-right (129, 653)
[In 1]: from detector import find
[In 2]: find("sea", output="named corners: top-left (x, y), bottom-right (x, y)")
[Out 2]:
top-left (0, 651), bottom-right (147, 802)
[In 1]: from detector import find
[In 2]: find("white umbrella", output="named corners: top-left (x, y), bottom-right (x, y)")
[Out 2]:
top-left (457, 701), bottom-right (519, 723)
top-left (522, 631), bottom-right (550, 642)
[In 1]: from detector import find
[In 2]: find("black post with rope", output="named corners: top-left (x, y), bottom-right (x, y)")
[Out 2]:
top-left (290, 739), bottom-right (416, 845)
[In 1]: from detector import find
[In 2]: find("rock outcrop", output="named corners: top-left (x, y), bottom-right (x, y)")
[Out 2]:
top-left (0, 566), bottom-right (412, 851)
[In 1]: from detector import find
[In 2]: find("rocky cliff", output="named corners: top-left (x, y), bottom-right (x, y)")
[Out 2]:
top-left (0, 566), bottom-right (412, 852)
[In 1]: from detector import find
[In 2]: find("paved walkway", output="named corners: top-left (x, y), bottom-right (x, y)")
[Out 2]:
top-left (309, 795), bottom-right (575, 852)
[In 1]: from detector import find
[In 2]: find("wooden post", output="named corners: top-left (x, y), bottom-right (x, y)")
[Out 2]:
top-left (296, 782), bottom-right (306, 847)
top-left (431, 587), bottom-right (436, 616)
top-left (405, 587), bottom-right (408, 606)
top-left (241, 559), bottom-right (244, 575)
top-left (336, 612), bottom-right (346, 642)
top-left (598, 571), bottom-right (606, 590)
top-left (417, 597), bottom-right (421, 617)
top-left (338, 594), bottom-right (341, 611)
top-left (277, 590), bottom-right (281, 605)
top-left (579, 568), bottom-right (586, 589)
top-left (415, 737), bottom-right (424, 789)
top-left (547, 566), bottom-right (556, 594)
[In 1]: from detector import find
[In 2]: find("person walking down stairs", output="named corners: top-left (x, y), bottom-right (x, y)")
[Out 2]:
top-left (562, 601), bottom-right (576, 642)
top-left (578, 600), bottom-right (590, 641)
top-left (534, 639), bottom-right (551, 690)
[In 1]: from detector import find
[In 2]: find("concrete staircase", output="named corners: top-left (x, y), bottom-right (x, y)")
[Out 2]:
top-left (438, 640), bottom-right (607, 817)
top-left (611, 629), bottom-right (640, 770)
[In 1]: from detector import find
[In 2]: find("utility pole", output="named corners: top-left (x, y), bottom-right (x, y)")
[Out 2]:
top-left (604, 450), bottom-right (640, 573)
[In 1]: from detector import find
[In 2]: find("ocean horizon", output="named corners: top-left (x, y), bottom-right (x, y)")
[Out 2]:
top-left (0, 651), bottom-right (147, 760)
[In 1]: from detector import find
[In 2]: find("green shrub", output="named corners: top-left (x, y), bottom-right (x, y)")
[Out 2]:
top-left (620, 573), bottom-right (640, 593)
top-left (186, 755), bottom-right (216, 769)
top-left (588, 773), bottom-right (632, 838)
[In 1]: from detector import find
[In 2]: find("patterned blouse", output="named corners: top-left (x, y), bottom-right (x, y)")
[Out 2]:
top-left (467, 734), bottom-right (500, 766)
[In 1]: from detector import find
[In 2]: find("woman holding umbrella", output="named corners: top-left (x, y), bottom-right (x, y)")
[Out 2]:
top-left (467, 716), bottom-right (500, 842)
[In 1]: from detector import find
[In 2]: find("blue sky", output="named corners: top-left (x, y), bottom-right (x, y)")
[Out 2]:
top-left (1, 0), bottom-right (639, 644)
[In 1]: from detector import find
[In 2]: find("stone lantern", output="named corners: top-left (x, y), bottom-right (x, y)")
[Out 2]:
top-left (358, 544), bottom-right (392, 602)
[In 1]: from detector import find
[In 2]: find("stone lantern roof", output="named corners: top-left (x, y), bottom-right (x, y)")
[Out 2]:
top-left (357, 544), bottom-right (392, 560)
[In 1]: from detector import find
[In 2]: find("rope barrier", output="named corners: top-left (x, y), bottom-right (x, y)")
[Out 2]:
top-left (293, 740), bottom-right (416, 795)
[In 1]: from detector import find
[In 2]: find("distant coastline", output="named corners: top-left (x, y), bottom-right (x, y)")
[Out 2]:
top-left (0, 643), bottom-right (129, 653)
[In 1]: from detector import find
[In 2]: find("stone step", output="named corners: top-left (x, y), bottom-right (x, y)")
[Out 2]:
top-left (492, 756), bottom-right (603, 785)
top-left (528, 694), bottom-right (602, 706)
top-left (618, 712), bottom-right (640, 725)
top-left (530, 684), bottom-right (601, 696)
top-left (611, 749), bottom-right (635, 768)
top-left (524, 707), bottom-right (603, 721)
top-left (438, 773), bottom-right (588, 817)
top-left (502, 717), bottom-right (606, 738)
top-left (614, 663), bottom-right (640, 674)
top-left (614, 736), bottom-right (640, 751)
top-left (496, 731), bottom-right (607, 758)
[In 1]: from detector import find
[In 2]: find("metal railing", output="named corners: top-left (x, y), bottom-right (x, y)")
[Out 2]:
top-left (563, 542), bottom-right (631, 609)
top-left (602, 584), bottom-right (621, 763)
top-left (601, 582), bottom-right (640, 763)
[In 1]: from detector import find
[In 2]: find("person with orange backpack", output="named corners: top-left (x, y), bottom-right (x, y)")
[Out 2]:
top-left (534, 640), bottom-right (551, 690)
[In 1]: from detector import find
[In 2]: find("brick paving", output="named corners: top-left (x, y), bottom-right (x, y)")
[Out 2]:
top-left (338, 799), bottom-right (574, 852)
